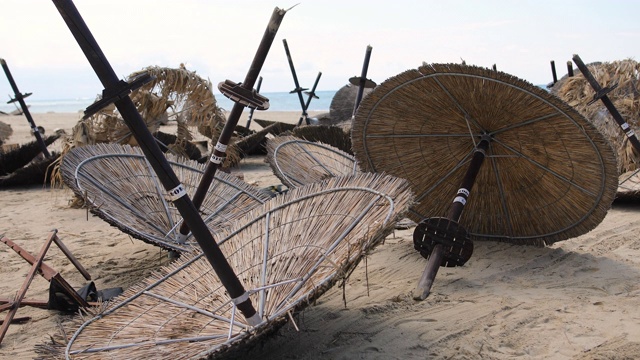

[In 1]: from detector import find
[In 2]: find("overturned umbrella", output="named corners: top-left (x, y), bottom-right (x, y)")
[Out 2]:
top-left (52, 0), bottom-right (265, 323)
top-left (0, 58), bottom-right (51, 158)
top-left (265, 135), bottom-right (359, 188)
top-left (352, 63), bottom-right (618, 299)
top-left (36, 173), bottom-right (414, 360)
top-left (60, 143), bottom-right (270, 252)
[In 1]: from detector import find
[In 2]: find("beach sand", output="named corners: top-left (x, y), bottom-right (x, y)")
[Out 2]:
top-left (1, 111), bottom-right (640, 359)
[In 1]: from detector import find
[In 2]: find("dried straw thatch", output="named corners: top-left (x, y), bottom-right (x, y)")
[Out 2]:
top-left (0, 120), bottom-right (12, 144)
top-left (0, 154), bottom-right (59, 187)
top-left (265, 135), bottom-right (359, 188)
top-left (0, 135), bottom-right (59, 176)
top-left (60, 143), bottom-right (270, 252)
top-left (352, 63), bottom-right (618, 246)
top-left (291, 122), bottom-right (353, 154)
top-left (329, 83), bottom-right (374, 122)
top-left (36, 173), bottom-right (413, 360)
top-left (551, 59), bottom-right (640, 175)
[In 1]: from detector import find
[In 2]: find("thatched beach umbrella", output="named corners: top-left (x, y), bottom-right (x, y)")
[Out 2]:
top-left (36, 173), bottom-right (413, 360)
top-left (292, 122), bottom-right (353, 154)
top-left (60, 143), bottom-right (270, 252)
top-left (551, 58), bottom-right (640, 175)
top-left (265, 135), bottom-right (359, 188)
top-left (352, 63), bottom-right (618, 298)
top-left (0, 120), bottom-right (12, 145)
top-left (329, 84), bottom-right (374, 123)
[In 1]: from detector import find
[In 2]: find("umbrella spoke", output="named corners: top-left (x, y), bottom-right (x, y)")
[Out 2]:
top-left (415, 149), bottom-right (475, 204)
top-left (489, 112), bottom-right (559, 136)
top-left (491, 138), bottom-right (597, 197)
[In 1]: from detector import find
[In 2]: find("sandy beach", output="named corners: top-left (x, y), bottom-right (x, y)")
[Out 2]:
top-left (1, 110), bottom-right (640, 359)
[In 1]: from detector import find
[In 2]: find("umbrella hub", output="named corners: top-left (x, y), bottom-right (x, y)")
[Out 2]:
top-left (413, 217), bottom-right (473, 267)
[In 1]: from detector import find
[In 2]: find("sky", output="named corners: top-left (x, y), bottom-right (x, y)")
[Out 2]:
top-left (1, 0), bottom-right (638, 102)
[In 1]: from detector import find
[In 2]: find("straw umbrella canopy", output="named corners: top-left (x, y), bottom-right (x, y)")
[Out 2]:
top-left (0, 120), bottom-right (11, 145)
top-left (352, 63), bottom-right (618, 247)
top-left (265, 135), bottom-right (359, 188)
top-left (292, 122), bottom-right (353, 154)
top-left (551, 59), bottom-right (640, 195)
top-left (60, 143), bottom-right (270, 252)
top-left (36, 173), bottom-right (413, 360)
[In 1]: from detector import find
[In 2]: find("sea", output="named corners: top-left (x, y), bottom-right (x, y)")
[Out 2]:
top-left (0, 90), bottom-right (337, 114)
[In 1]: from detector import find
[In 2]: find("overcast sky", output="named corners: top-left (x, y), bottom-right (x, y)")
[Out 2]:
top-left (1, 0), bottom-right (638, 101)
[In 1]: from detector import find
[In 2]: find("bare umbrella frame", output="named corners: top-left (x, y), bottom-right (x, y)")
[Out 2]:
top-left (52, 0), bottom-right (262, 324)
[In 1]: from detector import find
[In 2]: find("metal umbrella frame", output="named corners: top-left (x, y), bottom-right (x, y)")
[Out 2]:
top-left (37, 173), bottom-right (414, 360)
top-left (60, 143), bottom-right (270, 252)
top-left (265, 135), bottom-right (360, 189)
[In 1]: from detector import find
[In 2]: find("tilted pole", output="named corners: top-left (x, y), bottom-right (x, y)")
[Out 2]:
top-left (573, 54), bottom-right (640, 154)
top-left (302, 71), bottom-right (322, 116)
top-left (0, 59), bottom-right (51, 158)
top-left (177, 7), bottom-right (287, 240)
top-left (349, 45), bottom-right (375, 118)
top-left (51, 0), bottom-right (262, 325)
top-left (414, 136), bottom-right (489, 300)
top-left (282, 39), bottom-right (311, 126)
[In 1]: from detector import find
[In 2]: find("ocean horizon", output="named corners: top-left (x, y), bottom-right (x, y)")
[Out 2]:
top-left (0, 90), bottom-right (338, 115)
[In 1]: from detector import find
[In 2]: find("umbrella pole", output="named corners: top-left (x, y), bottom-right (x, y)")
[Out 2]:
top-left (52, 0), bottom-right (262, 325)
top-left (414, 137), bottom-right (489, 300)
top-left (303, 71), bottom-right (322, 114)
top-left (176, 7), bottom-right (288, 241)
top-left (0, 59), bottom-right (51, 158)
top-left (282, 39), bottom-right (310, 126)
top-left (572, 54), bottom-right (640, 153)
top-left (550, 60), bottom-right (558, 85)
top-left (245, 76), bottom-right (263, 129)
top-left (350, 45), bottom-right (374, 118)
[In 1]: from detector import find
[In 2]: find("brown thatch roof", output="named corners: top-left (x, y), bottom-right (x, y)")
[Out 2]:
top-left (551, 59), bottom-right (640, 174)
top-left (36, 173), bottom-right (414, 360)
top-left (0, 120), bottom-right (11, 144)
top-left (291, 122), bottom-right (353, 154)
top-left (59, 143), bottom-right (270, 252)
top-left (265, 135), bottom-right (359, 188)
top-left (352, 63), bottom-right (618, 246)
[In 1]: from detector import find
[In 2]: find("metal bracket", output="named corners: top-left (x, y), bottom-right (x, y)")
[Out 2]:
top-left (6, 92), bottom-right (32, 104)
top-left (83, 72), bottom-right (154, 119)
top-left (587, 83), bottom-right (618, 105)
top-left (218, 79), bottom-right (270, 110)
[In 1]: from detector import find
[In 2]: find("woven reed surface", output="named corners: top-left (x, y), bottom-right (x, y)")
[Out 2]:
top-left (59, 143), bottom-right (270, 251)
top-left (551, 59), bottom-right (640, 175)
top-left (329, 84), bottom-right (373, 122)
top-left (265, 135), bottom-right (359, 188)
top-left (292, 123), bottom-right (353, 154)
top-left (36, 173), bottom-right (413, 360)
top-left (352, 63), bottom-right (618, 246)
top-left (0, 120), bottom-right (12, 143)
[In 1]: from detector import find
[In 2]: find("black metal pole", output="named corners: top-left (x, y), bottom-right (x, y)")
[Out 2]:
top-left (573, 54), bottom-right (640, 153)
top-left (415, 137), bottom-right (489, 300)
top-left (51, 0), bottom-right (261, 324)
top-left (352, 45), bottom-right (373, 118)
top-left (245, 76), bottom-right (263, 129)
top-left (0, 59), bottom-right (51, 158)
top-left (567, 61), bottom-right (574, 77)
top-left (282, 39), bottom-right (310, 126)
top-left (295, 71), bottom-right (321, 125)
top-left (550, 60), bottom-right (558, 85)
top-left (177, 7), bottom-right (287, 239)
